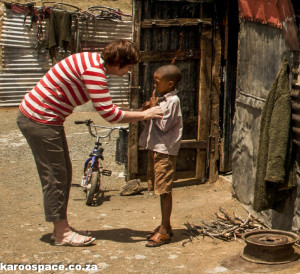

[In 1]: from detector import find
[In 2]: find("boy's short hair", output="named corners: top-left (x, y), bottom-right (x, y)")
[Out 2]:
top-left (155, 65), bottom-right (182, 85)
top-left (102, 39), bottom-right (140, 68)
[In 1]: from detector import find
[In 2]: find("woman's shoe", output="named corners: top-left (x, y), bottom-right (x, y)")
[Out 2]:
top-left (53, 232), bottom-right (95, 247)
top-left (50, 227), bottom-right (91, 242)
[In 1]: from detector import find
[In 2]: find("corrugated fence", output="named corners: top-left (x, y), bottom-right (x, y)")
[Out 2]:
top-left (0, 7), bottom-right (133, 107)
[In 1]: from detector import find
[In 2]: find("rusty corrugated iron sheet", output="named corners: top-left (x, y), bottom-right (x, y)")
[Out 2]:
top-left (0, 7), bottom-right (132, 107)
top-left (238, 0), bottom-right (282, 28)
top-left (238, 0), bottom-right (297, 29)
top-left (238, 0), bottom-right (298, 50)
top-left (238, 0), bottom-right (286, 28)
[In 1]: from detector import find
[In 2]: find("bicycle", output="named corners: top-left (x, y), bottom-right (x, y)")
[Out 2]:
top-left (75, 119), bottom-right (129, 205)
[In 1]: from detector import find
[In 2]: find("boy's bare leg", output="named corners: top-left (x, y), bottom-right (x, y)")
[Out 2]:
top-left (159, 192), bottom-right (172, 235)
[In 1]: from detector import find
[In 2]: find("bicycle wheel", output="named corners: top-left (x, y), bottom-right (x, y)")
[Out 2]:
top-left (42, 2), bottom-right (80, 12)
top-left (86, 171), bottom-right (100, 205)
top-left (86, 6), bottom-right (125, 20)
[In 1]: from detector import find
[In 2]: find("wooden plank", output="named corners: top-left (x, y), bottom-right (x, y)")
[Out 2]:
top-left (138, 139), bottom-right (207, 150)
top-left (219, 0), bottom-right (238, 173)
top-left (180, 139), bottom-right (207, 149)
top-left (196, 26), bottom-right (221, 183)
top-left (209, 30), bottom-right (221, 183)
top-left (196, 27), bottom-right (211, 180)
top-left (128, 0), bottom-right (142, 179)
top-left (140, 49), bottom-right (200, 62)
top-left (141, 18), bottom-right (211, 28)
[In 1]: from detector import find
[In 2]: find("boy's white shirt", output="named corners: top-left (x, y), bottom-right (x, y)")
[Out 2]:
top-left (138, 89), bottom-right (183, 156)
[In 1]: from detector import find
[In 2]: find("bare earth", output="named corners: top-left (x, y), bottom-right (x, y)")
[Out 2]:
top-left (1, 107), bottom-right (300, 274)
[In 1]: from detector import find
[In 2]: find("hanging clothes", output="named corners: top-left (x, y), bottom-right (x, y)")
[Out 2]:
top-left (253, 58), bottom-right (296, 213)
top-left (47, 10), bottom-right (72, 64)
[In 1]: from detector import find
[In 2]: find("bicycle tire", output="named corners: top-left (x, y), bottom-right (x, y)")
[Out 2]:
top-left (85, 6), bottom-right (128, 20)
top-left (42, 2), bottom-right (80, 12)
top-left (86, 171), bottom-right (100, 205)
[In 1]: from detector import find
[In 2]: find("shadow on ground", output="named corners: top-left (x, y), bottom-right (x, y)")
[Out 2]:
top-left (40, 228), bottom-right (189, 245)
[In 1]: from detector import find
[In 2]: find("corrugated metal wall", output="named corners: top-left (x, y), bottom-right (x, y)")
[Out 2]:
top-left (0, 8), bottom-right (133, 107)
top-left (231, 21), bottom-right (294, 229)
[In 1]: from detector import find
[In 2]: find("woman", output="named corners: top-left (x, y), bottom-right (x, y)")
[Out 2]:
top-left (17, 39), bottom-right (163, 246)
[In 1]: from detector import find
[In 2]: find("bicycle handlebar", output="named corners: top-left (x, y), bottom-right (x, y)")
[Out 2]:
top-left (74, 120), bottom-right (128, 138)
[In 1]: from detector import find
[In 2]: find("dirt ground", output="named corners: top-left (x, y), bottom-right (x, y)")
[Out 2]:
top-left (1, 107), bottom-right (300, 274)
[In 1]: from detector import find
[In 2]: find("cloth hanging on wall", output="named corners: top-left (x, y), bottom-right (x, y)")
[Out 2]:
top-left (47, 10), bottom-right (72, 64)
top-left (253, 58), bottom-right (296, 213)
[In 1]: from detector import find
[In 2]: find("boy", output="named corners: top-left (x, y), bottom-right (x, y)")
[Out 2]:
top-left (139, 64), bottom-right (183, 247)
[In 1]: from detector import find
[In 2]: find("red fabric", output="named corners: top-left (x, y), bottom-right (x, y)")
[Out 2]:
top-left (238, 0), bottom-right (284, 28)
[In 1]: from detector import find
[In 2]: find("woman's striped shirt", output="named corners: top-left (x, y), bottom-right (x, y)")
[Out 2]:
top-left (19, 52), bottom-right (125, 125)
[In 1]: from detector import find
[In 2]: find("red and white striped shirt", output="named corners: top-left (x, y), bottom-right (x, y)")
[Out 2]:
top-left (19, 52), bottom-right (125, 125)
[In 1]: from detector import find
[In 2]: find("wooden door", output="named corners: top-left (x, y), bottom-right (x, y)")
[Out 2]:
top-left (128, 0), bottom-right (220, 183)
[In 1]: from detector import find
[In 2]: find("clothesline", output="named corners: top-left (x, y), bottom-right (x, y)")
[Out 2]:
top-left (1, 1), bottom-right (132, 24)
top-left (1, 2), bottom-right (132, 64)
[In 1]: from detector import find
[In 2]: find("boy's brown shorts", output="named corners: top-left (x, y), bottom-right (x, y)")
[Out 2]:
top-left (147, 151), bottom-right (177, 195)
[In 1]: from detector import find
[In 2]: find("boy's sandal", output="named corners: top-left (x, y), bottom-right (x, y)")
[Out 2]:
top-left (51, 227), bottom-right (92, 242)
top-left (146, 225), bottom-right (173, 240)
top-left (145, 232), bottom-right (171, 247)
top-left (53, 232), bottom-right (96, 247)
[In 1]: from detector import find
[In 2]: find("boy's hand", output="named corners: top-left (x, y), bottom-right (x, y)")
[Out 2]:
top-left (141, 101), bottom-right (150, 110)
top-left (149, 90), bottom-right (158, 107)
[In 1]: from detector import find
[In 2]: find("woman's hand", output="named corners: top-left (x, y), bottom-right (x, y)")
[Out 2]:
top-left (119, 105), bottom-right (163, 123)
top-left (143, 106), bottom-right (163, 120)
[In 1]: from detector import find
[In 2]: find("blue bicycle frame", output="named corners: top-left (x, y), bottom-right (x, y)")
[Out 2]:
top-left (82, 138), bottom-right (104, 187)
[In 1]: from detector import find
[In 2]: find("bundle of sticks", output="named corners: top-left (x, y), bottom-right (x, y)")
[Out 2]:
top-left (183, 207), bottom-right (270, 246)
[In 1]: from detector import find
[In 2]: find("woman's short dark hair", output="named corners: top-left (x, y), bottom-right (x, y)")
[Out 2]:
top-left (101, 39), bottom-right (140, 68)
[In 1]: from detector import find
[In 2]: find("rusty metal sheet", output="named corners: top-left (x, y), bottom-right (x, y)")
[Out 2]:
top-left (238, 0), bottom-right (299, 49)
top-left (238, 0), bottom-right (282, 28)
